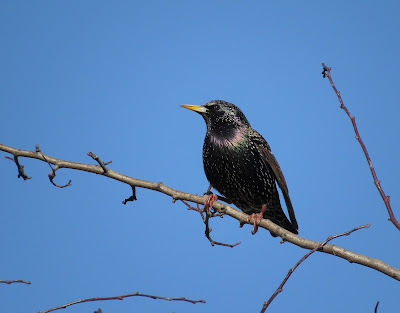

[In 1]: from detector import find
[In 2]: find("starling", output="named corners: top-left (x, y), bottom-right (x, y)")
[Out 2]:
top-left (180, 100), bottom-right (298, 235)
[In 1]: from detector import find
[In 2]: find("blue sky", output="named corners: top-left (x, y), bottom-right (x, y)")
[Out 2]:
top-left (1, 1), bottom-right (399, 312)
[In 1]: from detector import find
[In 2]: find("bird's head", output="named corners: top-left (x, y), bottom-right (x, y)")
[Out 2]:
top-left (180, 100), bottom-right (250, 136)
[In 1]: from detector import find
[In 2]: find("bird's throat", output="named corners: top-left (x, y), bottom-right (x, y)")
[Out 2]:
top-left (208, 126), bottom-right (246, 148)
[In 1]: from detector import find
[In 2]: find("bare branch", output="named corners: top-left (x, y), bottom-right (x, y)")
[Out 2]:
top-left (35, 145), bottom-right (72, 188)
top-left (204, 207), bottom-right (240, 248)
top-left (38, 291), bottom-right (206, 313)
top-left (48, 165), bottom-right (72, 188)
top-left (5, 155), bottom-right (31, 180)
top-left (87, 151), bottom-right (111, 173)
top-left (0, 279), bottom-right (31, 285)
top-left (182, 199), bottom-right (241, 247)
top-left (260, 224), bottom-right (369, 312)
top-left (322, 63), bottom-right (400, 231)
top-left (1, 143), bottom-right (400, 281)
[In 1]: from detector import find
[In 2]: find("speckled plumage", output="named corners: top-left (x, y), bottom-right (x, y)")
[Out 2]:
top-left (181, 100), bottom-right (298, 235)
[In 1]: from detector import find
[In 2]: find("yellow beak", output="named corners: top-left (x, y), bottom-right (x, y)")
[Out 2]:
top-left (180, 104), bottom-right (207, 113)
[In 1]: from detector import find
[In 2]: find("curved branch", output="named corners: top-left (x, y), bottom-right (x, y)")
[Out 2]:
top-left (39, 291), bottom-right (205, 313)
top-left (260, 224), bottom-right (368, 312)
top-left (322, 64), bottom-right (400, 231)
top-left (1, 143), bottom-right (400, 281)
top-left (0, 279), bottom-right (31, 285)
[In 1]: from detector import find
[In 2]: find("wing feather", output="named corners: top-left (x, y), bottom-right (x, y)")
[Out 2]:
top-left (251, 130), bottom-right (298, 230)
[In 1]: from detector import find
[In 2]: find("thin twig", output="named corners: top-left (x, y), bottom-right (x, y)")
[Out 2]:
top-left (1, 143), bottom-right (400, 280)
top-left (122, 185), bottom-right (137, 204)
top-left (182, 198), bottom-right (240, 247)
top-left (375, 301), bottom-right (380, 313)
top-left (0, 279), bottom-right (31, 285)
top-left (204, 206), bottom-right (240, 248)
top-left (87, 151), bottom-right (111, 173)
top-left (322, 63), bottom-right (399, 231)
top-left (260, 224), bottom-right (369, 312)
top-left (38, 291), bottom-right (205, 313)
top-left (36, 145), bottom-right (72, 188)
top-left (5, 155), bottom-right (31, 180)
top-left (48, 165), bottom-right (72, 188)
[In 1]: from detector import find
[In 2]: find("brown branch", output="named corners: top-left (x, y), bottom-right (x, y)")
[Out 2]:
top-left (0, 279), bottom-right (31, 285)
top-left (5, 155), bottom-right (31, 180)
top-left (322, 63), bottom-right (400, 231)
top-left (87, 151), bottom-right (112, 173)
top-left (182, 199), bottom-right (240, 247)
top-left (38, 291), bottom-right (205, 313)
top-left (260, 224), bottom-right (369, 312)
top-left (35, 145), bottom-right (72, 188)
top-left (204, 206), bottom-right (240, 248)
top-left (48, 164), bottom-right (72, 188)
top-left (1, 143), bottom-right (400, 281)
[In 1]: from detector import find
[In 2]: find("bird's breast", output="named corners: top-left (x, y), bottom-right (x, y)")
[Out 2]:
top-left (202, 134), bottom-right (276, 211)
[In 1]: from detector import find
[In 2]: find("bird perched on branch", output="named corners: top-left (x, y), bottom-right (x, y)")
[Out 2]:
top-left (180, 100), bottom-right (298, 236)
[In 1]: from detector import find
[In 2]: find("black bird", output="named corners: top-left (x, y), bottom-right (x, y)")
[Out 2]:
top-left (180, 100), bottom-right (298, 235)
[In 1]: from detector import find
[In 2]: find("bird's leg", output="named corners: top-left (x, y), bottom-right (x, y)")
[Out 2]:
top-left (203, 184), bottom-right (218, 213)
top-left (248, 204), bottom-right (267, 235)
top-left (204, 184), bottom-right (231, 206)
top-left (204, 193), bottom-right (218, 213)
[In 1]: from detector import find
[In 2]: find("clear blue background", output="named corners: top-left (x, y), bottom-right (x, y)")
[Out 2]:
top-left (1, 1), bottom-right (399, 312)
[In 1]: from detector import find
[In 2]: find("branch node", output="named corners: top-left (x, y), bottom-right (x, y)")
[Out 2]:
top-left (87, 152), bottom-right (110, 174)
top-left (48, 165), bottom-right (72, 188)
top-left (5, 155), bottom-right (32, 180)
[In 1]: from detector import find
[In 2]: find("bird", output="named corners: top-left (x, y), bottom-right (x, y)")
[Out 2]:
top-left (180, 100), bottom-right (298, 236)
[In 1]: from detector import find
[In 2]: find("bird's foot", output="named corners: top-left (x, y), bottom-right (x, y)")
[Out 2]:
top-left (204, 193), bottom-right (218, 213)
top-left (248, 204), bottom-right (267, 235)
top-left (248, 213), bottom-right (262, 234)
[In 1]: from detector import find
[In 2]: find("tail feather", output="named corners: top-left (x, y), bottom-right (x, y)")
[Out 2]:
top-left (263, 205), bottom-right (298, 237)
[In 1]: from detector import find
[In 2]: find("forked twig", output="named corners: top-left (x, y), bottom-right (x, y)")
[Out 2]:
top-left (322, 64), bottom-right (399, 231)
top-left (35, 145), bottom-right (72, 188)
top-left (260, 224), bottom-right (369, 312)
top-left (5, 155), bottom-right (31, 180)
top-left (182, 198), bottom-right (240, 248)
top-left (87, 151), bottom-right (112, 173)
top-left (38, 291), bottom-right (205, 313)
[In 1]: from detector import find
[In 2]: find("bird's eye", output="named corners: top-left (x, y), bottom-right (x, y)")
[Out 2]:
top-left (207, 104), bottom-right (219, 110)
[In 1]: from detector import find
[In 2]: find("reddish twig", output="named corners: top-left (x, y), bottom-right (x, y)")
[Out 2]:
top-left (0, 279), bottom-right (31, 285)
top-left (182, 199), bottom-right (240, 247)
top-left (260, 224), bottom-right (369, 312)
top-left (322, 64), bottom-right (400, 231)
top-left (204, 205), bottom-right (240, 248)
top-left (182, 200), bottom-right (206, 221)
top-left (38, 291), bottom-right (205, 313)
